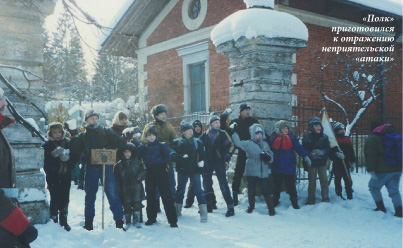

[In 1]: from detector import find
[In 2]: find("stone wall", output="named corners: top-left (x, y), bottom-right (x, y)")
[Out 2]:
top-left (0, 0), bottom-right (56, 224)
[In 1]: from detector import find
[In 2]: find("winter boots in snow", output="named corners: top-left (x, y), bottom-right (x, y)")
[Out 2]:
top-left (133, 211), bottom-right (142, 228)
top-left (116, 220), bottom-right (124, 229)
top-left (246, 195), bottom-right (255, 213)
top-left (59, 208), bottom-right (71, 232)
top-left (374, 201), bottom-right (386, 213)
top-left (199, 204), bottom-right (208, 223)
top-left (145, 219), bottom-right (156, 226)
top-left (233, 192), bottom-right (238, 206)
top-left (124, 213), bottom-right (132, 231)
top-left (394, 206), bottom-right (402, 218)
top-left (84, 219), bottom-right (93, 231)
top-left (290, 197), bottom-right (300, 210)
top-left (50, 215), bottom-right (58, 223)
top-left (174, 203), bottom-right (182, 217)
top-left (170, 222), bottom-right (178, 228)
top-left (225, 207), bottom-right (235, 217)
top-left (264, 195), bottom-right (276, 216)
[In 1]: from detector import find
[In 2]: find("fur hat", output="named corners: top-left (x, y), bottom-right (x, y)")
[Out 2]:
top-left (275, 120), bottom-right (291, 134)
top-left (84, 109), bottom-right (99, 121)
top-left (150, 104), bottom-right (167, 118)
top-left (239, 103), bottom-right (251, 112)
top-left (180, 120), bottom-right (193, 132)
top-left (47, 122), bottom-right (66, 141)
top-left (332, 122), bottom-right (345, 132)
top-left (117, 143), bottom-right (137, 160)
top-left (145, 125), bottom-right (157, 137)
top-left (209, 115), bottom-right (220, 125)
top-left (308, 116), bottom-right (322, 133)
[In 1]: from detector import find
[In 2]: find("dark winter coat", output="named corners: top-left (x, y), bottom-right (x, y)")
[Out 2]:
top-left (232, 124), bottom-right (274, 178)
top-left (0, 189), bottom-right (33, 248)
top-left (302, 132), bottom-right (330, 167)
top-left (70, 125), bottom-right (126, 167)
top-left (329, 135), bottom-right (356, 174)
top-left (110, 124), bottom-right (126, 137)
top-left (229, 115), bottom-right (261, 140)
top-left (42, 131), bottom-right (78, 184)
top-left (0, 114), bottom-right (16, 189)
top-left (364, 125), bottom-right (402, 174)
top-left (172, 136), bottom-right (204, 175)
top-left (142, 120), bottom-right (176, 147)
top-left (199, 128), bottom-right (235, 164)
top-left (269, 130), bottom-right (309, 175)
top-left (137, 138), bottom-right (176, 170)
top-left (114, 145), bottom-right (146, 204)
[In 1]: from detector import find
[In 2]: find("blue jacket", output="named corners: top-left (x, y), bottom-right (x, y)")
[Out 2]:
top-left (302, 132), bottom-right (330, 167)
top-left (269, 131), bottom-right (308, 175)
top-left (137, 138), bottom-right (175, 169)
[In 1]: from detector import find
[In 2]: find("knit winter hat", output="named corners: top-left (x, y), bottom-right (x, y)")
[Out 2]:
top-left (180, 120), bottom-right (193, 132)
top-left (239, 103), bottom-right (251, 112)
top-left (209, 115), bottom-right (220, 125)
top-left (308, 116), bottom-right (321, 126)
top-left (255, 126), bottom-right (263, 134)
top-left (332, 122), bottom-right (345, 132)
top-left (145, 125), bottom-right (157, 137)
top-left (84, 109), bottom-right (99, 121)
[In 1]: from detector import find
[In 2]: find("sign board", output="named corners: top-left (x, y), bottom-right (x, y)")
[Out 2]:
top-left (91, 149), bottom-right (117, 165)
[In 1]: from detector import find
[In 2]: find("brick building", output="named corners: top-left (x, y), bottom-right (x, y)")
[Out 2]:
top-left (100, 0), bottom-right (402, 127)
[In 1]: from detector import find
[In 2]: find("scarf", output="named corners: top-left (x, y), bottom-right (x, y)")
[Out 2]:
top-left (272, 134), bottom-right (293, 150)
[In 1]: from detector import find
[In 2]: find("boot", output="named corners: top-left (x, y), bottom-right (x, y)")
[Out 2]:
top-left (170, 222), bottom-right (178, 228)
top-left (290, 197), bottom-right (300, 210)
top-left (124, 213), bottom-right (132, 231)
top-left (115, 220), bottom-right (124, 229)
top-left (225, 207), bottom-right (235, 217)
top-left (394, 206), bottom-right (402, 218)
top-left (59, 209), bottom-right (71, 232)
top-left (199, 204), bottom-right (208, 223)
top-left (84, 219), bottom-right (93, 231)
top-left (264, 194), bottom-right (276, 216)
top-left (233, 192), bottom-right (238, 206)
top-left (346, 191), bottom-right (353, 200)
top-left (374, 201), bottom-right (386, 213)
top-left (246, 195), bottom-right (255, 213)
top-left (77, 182), bottom-right (84, 190)
top-left (50, 215), bottom-right (58, 223)
top-left (145, 219), bottom-right (156, 226)
top-left (174, 203), bottom-right (182, 217)
top-left (184, 201), bottom-right (193, 208)
top-left (133, 211), bottom-right (142, 228)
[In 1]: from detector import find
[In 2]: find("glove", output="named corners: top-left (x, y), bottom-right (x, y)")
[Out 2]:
top-left (304, 156), bottom-right (312, 168)
top-left (350, 162), bottom-right (356, 172)
top-left (59, 149), bottom-right (70, 162)
top-left (229, 122), bottom-right (238, 133)
top-left (335, 151), bottom-right (345, 160)
top-left (260, 152), bottom-right (271, 162)
top-left (182, 154), bottom-right (189, 159)
top-left (18, 224), bottom-right (38, 246)
top-left (51, 146), bottom-right (64, 158)
top-left (370, 171), bottom-right (378, 180)
top-left (224, 154), bottom-right (231, 162)
top-left (198, 161), bottom-right (204, 168)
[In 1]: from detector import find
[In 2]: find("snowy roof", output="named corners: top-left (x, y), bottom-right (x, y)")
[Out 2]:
top-left (211, 8), bottom-right (308, 46)
top-left (346, 0), bottom-right (402, 16)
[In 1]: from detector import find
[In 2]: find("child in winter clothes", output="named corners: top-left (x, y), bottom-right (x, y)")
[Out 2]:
top-left (172, 121), bottom-right (207, 223)
top-left (329, 122), bottom-right (356, 200)
top-left (114, 143), bottom-right (146, 230)
top-left (302, 116), bottom-right (331, 205)
top-left (232, 123), bottom-right (275, 216)
top-left (137, 125), bottom-right (178, 227)
top-left (199, 115), bottom-right (236, 217)
top-left (269, 120), bottom-right (310, 209)
top-left (42, 122), bottom-right (79, 231)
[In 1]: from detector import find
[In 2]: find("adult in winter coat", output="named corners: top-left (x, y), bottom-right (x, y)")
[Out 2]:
top-left (110, 111), bottom-right (128, 137)
top-left (200, 115), bottom-right (235, 216)
top-left (302, 116), bottom-right (331, 205)
top-left (114, 143), bottom-right (146, 230)
top-left (138, 125), bottom-right (178, 227)
top-left (172, 121), bottom-right (207, 223)
top-left (70, 109), bottom-right (126, 231)
top-left (364, 123), bottom-right (402, 217)
top-left (232, 123), bottom-right (275, 216)
top-left (0, 87), bottom-right (38, 247)
top-left (329, 122), bottom-right (356, 200)
top-left (142, 104), bottom-right (176, 202)
top-left (229, 103), bottom-right (261, 206)
top-left (42, 122), bottom-right (79, 231)
top-left (269, 120), bottom-right (310, 209)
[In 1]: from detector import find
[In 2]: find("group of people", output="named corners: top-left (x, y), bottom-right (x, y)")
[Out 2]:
top-left (0, 81), bottom-right (401, 246)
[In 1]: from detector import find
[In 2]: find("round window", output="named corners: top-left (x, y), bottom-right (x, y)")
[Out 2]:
top-left (189, 0), bottom-right (201, 19)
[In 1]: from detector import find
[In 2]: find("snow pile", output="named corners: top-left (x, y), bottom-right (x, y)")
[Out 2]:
top-left (210, 8), bottom-right (308, 46)
top-left (243, 0), bottom-right (274, 9)
top-left (19, 188), bottom-right (46, 203)
top-left (31, 172), bottom-right (402, 248)
top-left (25, 118), bottom-right (40, 132)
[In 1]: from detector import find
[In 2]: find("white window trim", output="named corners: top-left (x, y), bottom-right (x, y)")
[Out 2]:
top-left (177, 41), bottom-right (210, 115)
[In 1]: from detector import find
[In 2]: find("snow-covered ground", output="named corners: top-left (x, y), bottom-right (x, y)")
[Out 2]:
top-left (31, 172), bottom-right (402, 248)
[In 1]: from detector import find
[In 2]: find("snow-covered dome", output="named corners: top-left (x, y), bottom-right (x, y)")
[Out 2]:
top-left (211, 0), bottom-right (308, 46)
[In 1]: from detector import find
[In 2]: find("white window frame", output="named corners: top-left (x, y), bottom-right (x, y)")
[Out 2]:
top-left (177, 41), bottom-right (210, 115)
